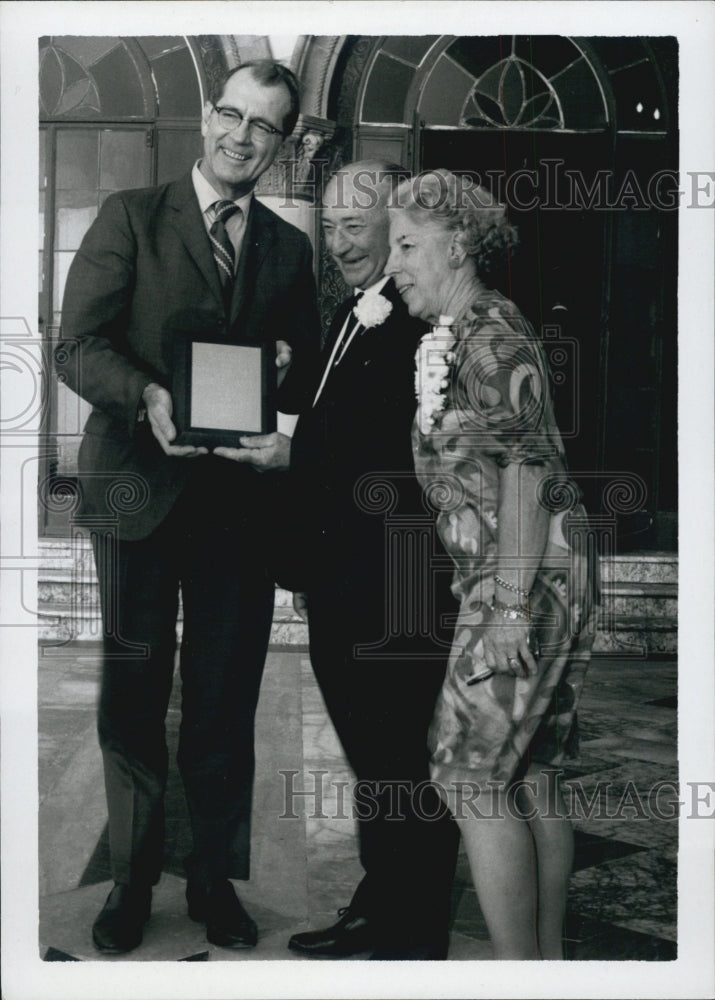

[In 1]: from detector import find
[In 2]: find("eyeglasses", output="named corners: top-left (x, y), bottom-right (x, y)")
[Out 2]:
top-left (212, 105), bottom-right (284, 142)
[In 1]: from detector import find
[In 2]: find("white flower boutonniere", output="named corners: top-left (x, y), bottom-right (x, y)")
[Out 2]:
top-left (415, 315), bottom-right (457, 433)
top-left (353, 291), bottom-right (393, 329)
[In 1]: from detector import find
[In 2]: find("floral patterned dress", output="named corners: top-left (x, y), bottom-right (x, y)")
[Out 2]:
top-left (413, 290), bottom-right (600, 788)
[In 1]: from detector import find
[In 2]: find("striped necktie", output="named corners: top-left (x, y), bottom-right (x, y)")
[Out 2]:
top-left (209, 200), bottom-right (241, 295)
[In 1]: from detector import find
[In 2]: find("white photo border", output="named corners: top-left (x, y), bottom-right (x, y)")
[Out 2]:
top-left (1, 2), bottom-right (713, 998)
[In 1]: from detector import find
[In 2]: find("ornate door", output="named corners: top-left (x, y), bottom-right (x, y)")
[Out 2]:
top-left (322, 35), bottom-right (678, 549)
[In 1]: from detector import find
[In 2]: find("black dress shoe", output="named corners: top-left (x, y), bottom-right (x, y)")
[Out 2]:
top-left (92, 883), bottom-right (152, 954)
top-left (288, 907), bottom-right (374, 957)
top-left (187, 879), bottom-right (257, 948)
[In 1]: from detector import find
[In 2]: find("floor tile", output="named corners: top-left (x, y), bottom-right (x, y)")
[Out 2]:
top-left (572, 830), bottom-right (648, 871)
top-left (39, 649), bottom-right (678, 962)
top-left (568, 850), bottom-right (677, 941)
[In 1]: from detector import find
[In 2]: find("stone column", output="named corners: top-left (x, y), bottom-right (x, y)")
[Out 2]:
top-left (255, 114), bottom-right (337, 262)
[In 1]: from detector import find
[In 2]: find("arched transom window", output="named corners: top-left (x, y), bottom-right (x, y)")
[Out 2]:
top-left (39, 35), bottom-right (202, 119)
top-left (359, 35), bottom-right (668, 135)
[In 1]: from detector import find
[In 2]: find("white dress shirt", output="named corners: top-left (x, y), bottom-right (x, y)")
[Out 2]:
top-left (312, 275), bottom-right (391, 406)
top-left (192, 161), bottom-right (252, 271)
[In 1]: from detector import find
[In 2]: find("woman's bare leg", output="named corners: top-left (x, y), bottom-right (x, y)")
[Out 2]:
top-left (516, 766), bottom-right (574, 959)
top-left (455, 788), bottom-right (541, 959)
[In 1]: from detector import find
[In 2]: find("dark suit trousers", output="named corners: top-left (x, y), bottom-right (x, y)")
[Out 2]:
top-left (91, 466), bottom-right (274, 887)
top-left (306, 572), bottom-right (459, 946)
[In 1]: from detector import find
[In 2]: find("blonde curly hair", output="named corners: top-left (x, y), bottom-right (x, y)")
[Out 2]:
top-left (394, 169), bottom-right (518, 279)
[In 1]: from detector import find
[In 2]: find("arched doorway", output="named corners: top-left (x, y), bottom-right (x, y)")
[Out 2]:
top-left (317, 35), bottom-right (678, 549)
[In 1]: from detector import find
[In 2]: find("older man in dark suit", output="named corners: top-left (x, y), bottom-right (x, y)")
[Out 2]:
top-left (57, 60), bottom-right (319, 954)
top-left (285, 162), bottom-right (459, 961)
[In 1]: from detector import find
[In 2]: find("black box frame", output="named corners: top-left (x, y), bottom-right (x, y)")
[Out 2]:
top-left (172, 336), bottom-right (276, 449)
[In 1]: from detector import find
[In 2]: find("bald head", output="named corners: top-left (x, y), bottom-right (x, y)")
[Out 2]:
top-left (323, 160), bottom-right (404, 212)
top-left (322, 160), bottom-right (407, 290)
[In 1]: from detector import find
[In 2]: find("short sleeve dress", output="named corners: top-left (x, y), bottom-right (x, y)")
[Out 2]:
top-left (413, 289), bottom-right (600, 788)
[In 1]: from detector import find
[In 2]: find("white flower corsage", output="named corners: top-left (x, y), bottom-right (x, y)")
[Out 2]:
top-left (415, 315), bottom-right (456, 433)
top-left (353, 291), bottom-right (393, 329)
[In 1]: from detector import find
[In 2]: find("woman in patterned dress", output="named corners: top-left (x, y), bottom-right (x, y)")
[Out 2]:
top-left (385, 170), bottom-right (599, 959)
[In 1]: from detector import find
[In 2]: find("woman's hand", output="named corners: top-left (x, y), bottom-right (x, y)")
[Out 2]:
top-left (481, 610), bottom-right (538, 678)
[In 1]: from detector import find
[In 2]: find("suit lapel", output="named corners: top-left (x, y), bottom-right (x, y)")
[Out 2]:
top-left (322, 298), bottom-right (355, 357)
top-left (332, 278), bottom-right (405, 368)
top-left (167, 175), bottom-right (224, 308)
top-left (314, 285), bottom-right (396, 405)
top-left (229, 199), bottom-right (277, 328)
top-left (360, 278), bottom-right (424, 360)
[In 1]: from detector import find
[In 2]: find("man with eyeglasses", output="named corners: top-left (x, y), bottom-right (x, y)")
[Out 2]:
top-left (57, 61), bottom-right (319, 955)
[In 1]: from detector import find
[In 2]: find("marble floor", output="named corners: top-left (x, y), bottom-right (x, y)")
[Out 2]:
top-left (37, 642), bottom-right (677, 963)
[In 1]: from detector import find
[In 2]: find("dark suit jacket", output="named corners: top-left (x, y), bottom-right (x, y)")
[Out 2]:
top-left (287, 278), bottom-right (432, 600)
top-left (57, 172), bottom-right (320, 540)
top-left (289, 280), bottom-right (458, 932)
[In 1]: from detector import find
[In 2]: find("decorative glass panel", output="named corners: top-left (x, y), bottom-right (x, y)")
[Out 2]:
top-left (136, 36), bottom-right (184, 61)
top-left (55, 190), bottom-right (98, 250)
top-left (48, 126), bottom-right (153, 485)
top-left (447, 36), bottom-right (508, 80)
top-left (53, 129), bottom-right (150, 322)
top-left (39, 128), bottom-right (48, 317)
top-left (39, 37), bottom-right (146, 118)
top-left (589, 37), bottom-right (647, 73)
top-left (90, 44), bottom-right (148, 117)
top-left (39, 130), bottom-right (47, 188)
top-left (56, 130), bottom-right (98, 189)
top-left (362, 53), bottom-right (415, 123)
top-left (55, 36), bottom-right (119, 67)
top-left (40, 36), bottom-right (202, 122)
top-left (417, 37), bottom-right (608, 131)
top-left (39, 191), bottom-right (46, 245)
top-left (609, 61), bottom-right (664, 131)
top-left (356, 133), bottom-right (406, 165)
top-left (53, 251), bottom-right (76, 313)
top-left (39, 136), bottom-right (47, 296)
top-left (40, 42), bottom-right (100, 117)
top-left (419, 56), bottom-right (474, 126)
top-left (146, 46), bottom-right (201, 117)
top-left (513, 35), bottom-right (582, 81)
top-left (550, 56), bottom-right (607, 130)
top-left (99, 130), bottom-right (147, 191)
top-left (39, 43), bottom-right (62, 111)
top-left (465, 56), bottom-right (562, 129)
top-left (157, 130), bottom-right (202, 185)
top-left (381, 36), bottom-right (439, 66)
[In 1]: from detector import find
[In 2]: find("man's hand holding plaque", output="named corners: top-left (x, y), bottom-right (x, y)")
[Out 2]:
top-left (142, 383), bottom-right (209, 458)
top-left (214, 431), bottom-right (291, 472)
top-left (214, 339), bottom-right (293, 471)
top-left (171, 336), bottom-right (286, 450)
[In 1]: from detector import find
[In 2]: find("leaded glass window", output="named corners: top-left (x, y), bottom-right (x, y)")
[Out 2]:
top-left (39, 36), bottom-right (201, 120)
top-left (359, 36), bottom-right (668, 135)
